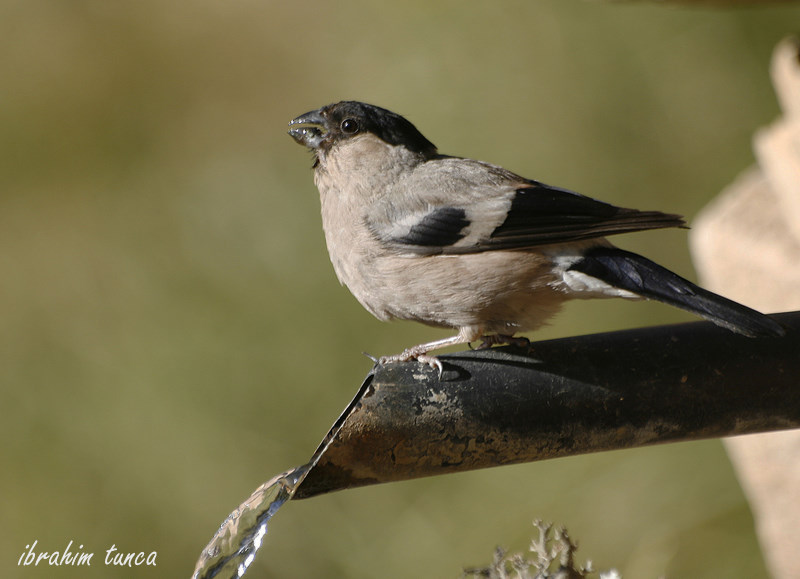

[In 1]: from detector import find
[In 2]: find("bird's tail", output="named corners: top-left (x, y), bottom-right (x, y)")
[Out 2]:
top-left (569, 247), bottom-right (785, 337)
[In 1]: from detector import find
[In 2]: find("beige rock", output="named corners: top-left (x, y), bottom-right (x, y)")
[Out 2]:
top-left (690, 37), bottom-right (800, 579)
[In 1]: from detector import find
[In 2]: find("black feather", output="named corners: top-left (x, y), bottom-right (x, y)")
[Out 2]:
top-left (482, 183), bottom-right (686, 250)
top-left (570, 247), bottom-right (785, 337)
top-left (396, 207), bottom-right (469, 247)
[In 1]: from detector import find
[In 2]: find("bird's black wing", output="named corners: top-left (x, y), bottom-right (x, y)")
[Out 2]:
top-left (475, 183), bottom-right (686, 251)
top-left (386, 181), bottom-right (686, 255)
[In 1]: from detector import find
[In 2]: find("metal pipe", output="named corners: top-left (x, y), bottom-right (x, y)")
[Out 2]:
top-left (295, 311), bottom-right (800, 499)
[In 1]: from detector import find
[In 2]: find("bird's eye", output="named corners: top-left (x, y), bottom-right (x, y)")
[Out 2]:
top-left (340, 118), bottom-right (359, 134)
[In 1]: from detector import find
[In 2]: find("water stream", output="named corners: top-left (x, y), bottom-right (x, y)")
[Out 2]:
top-left (191, 370), bottom-right (375, 579)
top-left (191, 464), bottom-right (311, 579)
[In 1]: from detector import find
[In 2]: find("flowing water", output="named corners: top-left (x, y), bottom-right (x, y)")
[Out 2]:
top-left (191, 464), bottom-right (311, 579)
top-left (191, 370), bottom-right (375, 579)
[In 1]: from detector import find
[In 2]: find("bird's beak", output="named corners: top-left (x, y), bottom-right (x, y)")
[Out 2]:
top-left (288, 108), bottom-right (327, 150)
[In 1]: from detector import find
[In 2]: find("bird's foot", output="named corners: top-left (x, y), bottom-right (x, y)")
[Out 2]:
top-left (379, 348), bottom-right (443, 379)
top-left (476, 334), bottom-right (531, 351)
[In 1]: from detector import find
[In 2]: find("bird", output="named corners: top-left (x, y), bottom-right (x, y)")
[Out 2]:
top-left (288, 101), bottom-right (784, 375)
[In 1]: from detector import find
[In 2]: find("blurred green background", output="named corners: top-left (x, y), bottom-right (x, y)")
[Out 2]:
top-left (2, 1), bottom-right (798, 577)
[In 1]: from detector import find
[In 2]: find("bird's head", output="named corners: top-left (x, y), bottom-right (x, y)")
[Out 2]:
top-left (288, 101), bottom-right (437, 165)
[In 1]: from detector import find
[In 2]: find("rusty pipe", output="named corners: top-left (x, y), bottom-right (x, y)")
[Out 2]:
top-left (295, 311), bottom-right (799, 499)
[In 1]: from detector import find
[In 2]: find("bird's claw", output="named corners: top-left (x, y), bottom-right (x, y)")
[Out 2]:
top-left (379, 350), bottom-right (444, 379)
top-left (415, 354), bottom-right (444, 379)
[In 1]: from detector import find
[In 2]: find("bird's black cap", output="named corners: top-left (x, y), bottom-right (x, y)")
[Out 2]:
top-left (289, 101), bottom-right (438, 157)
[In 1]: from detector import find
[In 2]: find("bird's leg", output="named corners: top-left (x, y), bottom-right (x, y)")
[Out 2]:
top-left (379, 329), bottom-right (480, 378)
top-left (476, 334), bottom-right (531, 350)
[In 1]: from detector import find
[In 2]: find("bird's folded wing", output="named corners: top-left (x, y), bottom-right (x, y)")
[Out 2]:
top-left (369, 159), bottom-right (685, 255)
